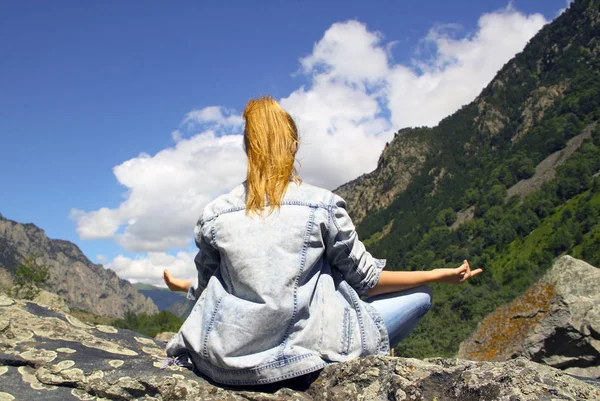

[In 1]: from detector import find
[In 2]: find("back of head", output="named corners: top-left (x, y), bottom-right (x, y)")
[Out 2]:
top-left (243, 96), bottom-right (300, 217)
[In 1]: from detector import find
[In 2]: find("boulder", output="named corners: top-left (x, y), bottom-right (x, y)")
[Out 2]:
top-left (1, 294), bottom-right (599, 400)
top-left (154, 331), bottom-right (177, 343)
top-left (458, 255), bottom-right (600, 379)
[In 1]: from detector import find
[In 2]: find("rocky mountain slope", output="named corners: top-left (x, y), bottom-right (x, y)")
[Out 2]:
top-left (334, 127), bottom-right (432, 225)
top-left (1, 293), bottom-right (599, 400)
top-left (329, 0), bottom-right (600, 358)
top-left (0, 213), bottom-right (157, 318)
top-left (336, 0), bottom-right (599, 231)
top-left (459, 255), bottom-right (600, 379)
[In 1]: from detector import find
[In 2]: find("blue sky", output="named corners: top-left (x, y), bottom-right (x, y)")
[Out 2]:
top-left (0, 0), bottom-right (569, 284)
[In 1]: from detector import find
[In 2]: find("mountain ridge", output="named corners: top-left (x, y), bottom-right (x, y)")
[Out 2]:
top-left (0, 213), bottom-right (158, 319)
top-left (332, 0), bottom-right (600, 358)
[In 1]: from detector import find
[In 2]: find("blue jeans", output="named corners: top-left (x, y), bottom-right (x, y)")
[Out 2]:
top-left (365, 285), bottom-right (432, 348)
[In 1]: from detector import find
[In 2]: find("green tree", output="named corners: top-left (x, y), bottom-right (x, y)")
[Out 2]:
top-left (515, 157), bottom-right (536, 179)
top-left (436, 208), bottom-right (457, 226)
top-left (547, 226), bottom-right (574, 256)
top-left (12, 255), bottom-right (51, 300)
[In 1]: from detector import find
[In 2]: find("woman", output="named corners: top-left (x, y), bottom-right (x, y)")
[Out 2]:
top-left (164, 96), bottom-right (482, 386)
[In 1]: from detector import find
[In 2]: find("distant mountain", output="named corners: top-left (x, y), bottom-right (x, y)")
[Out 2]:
top-left (0, 213), bottom-right (158, 318)
top-left (166, 298), bottom-right (194, 319)
top-left (132, 283), bottom-right (187, 311)
top-left (334, 0), bottom-right (600, 358)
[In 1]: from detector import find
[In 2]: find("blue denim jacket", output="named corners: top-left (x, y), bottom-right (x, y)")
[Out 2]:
top-left (166, 181), bottom-right (389, 385)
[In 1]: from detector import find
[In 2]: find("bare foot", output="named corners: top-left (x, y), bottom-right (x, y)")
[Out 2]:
top-left (163, 269), bottom-right (189, 292)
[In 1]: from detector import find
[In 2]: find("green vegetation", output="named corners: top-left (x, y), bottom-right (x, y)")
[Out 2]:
top-left (73, 309), bottom-right (184, 338)
top-left (355, 0), bottom-right (600, 358)
top-left (112, 311), bottom-right (184, 338)
top-left (11, 255), bottom-right (50, 300)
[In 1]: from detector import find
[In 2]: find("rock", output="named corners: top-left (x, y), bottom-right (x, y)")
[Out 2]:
top-left (0, 268), bottom-right (14, 293)
top-left (333, 129), bottom-right (431, 225)
top-left (154, 332), bottom-right (176, 343)
top-left (32, 289), bottom-right (70, 314)
top-left (1, 294), bottom-right (599, 400)
top-left (458, 255), bottom-right (600, 379)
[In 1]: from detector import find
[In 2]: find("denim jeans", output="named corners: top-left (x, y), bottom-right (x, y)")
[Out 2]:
top-left (365, 285), bottom-right (432, 348)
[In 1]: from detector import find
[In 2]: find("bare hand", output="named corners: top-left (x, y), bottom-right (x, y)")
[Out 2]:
top-left (435, 260), bottom-right (483, 284)
top-left (163, 269), bottom-right (192, 292)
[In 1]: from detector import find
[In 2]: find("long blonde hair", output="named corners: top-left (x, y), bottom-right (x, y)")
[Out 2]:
top-left (243, 96), bottom-right (300, 216)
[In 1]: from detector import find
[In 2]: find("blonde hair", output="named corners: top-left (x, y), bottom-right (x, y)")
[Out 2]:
top-left (243, 96), bottom-right (300, 216)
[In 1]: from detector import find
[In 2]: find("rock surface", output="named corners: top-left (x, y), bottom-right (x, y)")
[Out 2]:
top-left (458, 255), bottom-right (600, 379)
top-left (0, 213), bottom-right (157, 318)
top-left (1, 294), bottom-right (599, 400)
top-left (153, 332), bottom-right (177, 343)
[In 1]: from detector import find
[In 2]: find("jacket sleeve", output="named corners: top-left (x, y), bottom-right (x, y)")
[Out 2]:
top-left (325, 194), bottom-right (386, 297)
top-left (187, 217), bottom-right (221, 301)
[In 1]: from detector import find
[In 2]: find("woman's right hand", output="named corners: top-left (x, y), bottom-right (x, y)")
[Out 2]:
top-left (163, 269), bottom-right (192, 292)
top-left (435, 260), bottom-right (483, 285)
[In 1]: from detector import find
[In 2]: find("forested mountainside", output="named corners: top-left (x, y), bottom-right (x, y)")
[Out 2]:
top-left (334, 0), bottom-right (600, 357)
top-left (0, 214), bottom-right (158, 318)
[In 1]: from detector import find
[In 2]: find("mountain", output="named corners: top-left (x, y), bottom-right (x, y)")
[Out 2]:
top-left (0, 213), bottom-right (158, 318)
top-left (132, 282), bottom-right (187, 311)
top-left (334, 0), bottom-right (600, 357)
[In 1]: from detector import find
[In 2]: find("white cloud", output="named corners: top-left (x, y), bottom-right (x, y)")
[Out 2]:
top-left (182, 106), bottom-right (244, 131)
top-left (558, 0), bottom-right (574, 16)
top-left (72, 132), bottom-right (246, 251)
top-left (73, 6), bottom-right (550, 283)
top-left (107, 251), bottom-right (196, 286)
top-left (386, 6), bottom-right (547, 128)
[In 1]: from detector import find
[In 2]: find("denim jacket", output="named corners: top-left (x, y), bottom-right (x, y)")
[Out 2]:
top-left (166, 181), bottom-right (389, 385)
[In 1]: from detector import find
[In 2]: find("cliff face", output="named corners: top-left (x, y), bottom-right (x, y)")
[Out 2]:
top-left (0, 214), bottom-right (157, 318)
top-left (333, 0), bottom-right (599, 227)
top-left (334, 127), bottom-right (432, 225)
top-left (1, 294), bottom-right (599, 400)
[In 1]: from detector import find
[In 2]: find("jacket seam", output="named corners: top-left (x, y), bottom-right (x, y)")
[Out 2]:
top-left (203, 200), bottom-right (329, 223)
top-left (344, 281), bottom-right (367, 355)
top-left (211, 223), bottom-right (235, 295)
top-left (277, 205), bottom-right (317, 359)
top-left (197, 353), bottom-right (318, 375)
top-left (328, 200), bottom-right (366, 283)
top-left (202, 295), bottom-right (225, 359)
top-left (195, 357), bottom-right (329, 385)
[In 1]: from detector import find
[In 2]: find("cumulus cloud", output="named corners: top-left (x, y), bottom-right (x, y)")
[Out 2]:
top-left (71, 132), bottom-right (246, 251)
top-left (558, 0), bottom-right (574, 16)
top-left (182, 106), bottom-right (244, 132)
top-left (386, 6), bottom-right (547, 128)
top-left (107, 251), bottom-right (196, 286)
top-left (72, 6), bottom-right (550, 283)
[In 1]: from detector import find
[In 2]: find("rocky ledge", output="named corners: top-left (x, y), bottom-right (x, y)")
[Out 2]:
top-left (1, 294), bottom-right (599, 400)
top-left (458, 255), bottom-right (600, 379)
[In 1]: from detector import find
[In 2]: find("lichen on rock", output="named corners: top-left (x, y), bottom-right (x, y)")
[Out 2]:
top-left (459, 255), bottom-right (600, 379)
top-left (1, 293), bottom-right (599, 400)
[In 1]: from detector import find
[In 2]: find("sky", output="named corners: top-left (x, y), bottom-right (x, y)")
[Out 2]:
top-left (1, 0), bottom-right (571, 286)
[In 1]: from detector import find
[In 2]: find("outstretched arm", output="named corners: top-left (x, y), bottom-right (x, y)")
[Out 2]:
top-left (163, 269), bottom-right (192, 292)
top-left (366, 260), bottom-right (482, 297)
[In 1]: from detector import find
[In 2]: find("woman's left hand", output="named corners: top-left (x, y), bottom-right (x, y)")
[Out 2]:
top-left (435, 260), bottom-right (483, 284)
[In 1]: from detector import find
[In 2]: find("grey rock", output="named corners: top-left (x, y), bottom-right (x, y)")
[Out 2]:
top-left (0, 214), bottom-right (157, 318)
top-left (153, 332), bottom-right (177, 343)
top-left (458, 255), bottom-right (600, 379)
top-left (1, 294), bottom-right (599, 400)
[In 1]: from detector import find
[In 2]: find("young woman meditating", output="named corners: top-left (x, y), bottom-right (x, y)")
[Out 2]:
top-left (163, 96), bottom-right (482, 386)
